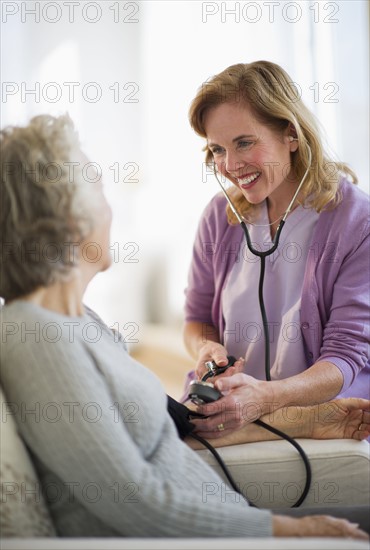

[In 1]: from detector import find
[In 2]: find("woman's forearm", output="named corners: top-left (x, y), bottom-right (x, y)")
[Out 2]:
top-left (183, 321), bottom-right (220, 360)
top-left (184, 421), bottom-right (277, 449)
top-left (272, 360), bottom-right (344, 409)
top-left (185, 405), bottom-right (311, 449)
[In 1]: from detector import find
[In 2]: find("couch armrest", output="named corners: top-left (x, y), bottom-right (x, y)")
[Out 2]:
top-left (195, 438), bottom-right (370, 509)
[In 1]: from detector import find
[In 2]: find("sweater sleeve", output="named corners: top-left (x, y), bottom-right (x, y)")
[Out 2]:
top-left (318, 220), bottom-right (370, 391)
top-left (1, 310), bottom-right (272, 538)
top-left (184, 197), bottom-right (220, 325)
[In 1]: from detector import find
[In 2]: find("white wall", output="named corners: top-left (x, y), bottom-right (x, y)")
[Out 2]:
top-left (1, 0), bottom-right (368, 338)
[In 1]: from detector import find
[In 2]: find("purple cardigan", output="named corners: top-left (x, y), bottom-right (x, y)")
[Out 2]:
top-left (184, 179), bottom-right (370, 399)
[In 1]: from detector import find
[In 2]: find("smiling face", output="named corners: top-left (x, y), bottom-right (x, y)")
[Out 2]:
top-left (204, 102), bottom-right (299, 210)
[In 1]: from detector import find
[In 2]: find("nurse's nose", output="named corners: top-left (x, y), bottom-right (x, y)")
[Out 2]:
top-left (224, 149), bottom-right (246, 175)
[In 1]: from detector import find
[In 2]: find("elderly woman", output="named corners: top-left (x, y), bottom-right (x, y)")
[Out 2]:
top-left (0, 114), bottom-right (369, 540)
top-left (183, 60), bottom-right (370, 438)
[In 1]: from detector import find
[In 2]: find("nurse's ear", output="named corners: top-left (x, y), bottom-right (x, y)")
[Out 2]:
top-left (287, 134), bottom-right (299, 152)
top-left (286, 124), bottom-right (299, 150)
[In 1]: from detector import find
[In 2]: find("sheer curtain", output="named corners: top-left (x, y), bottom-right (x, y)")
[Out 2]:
top-left (1, 0), bottom-right (368, 329)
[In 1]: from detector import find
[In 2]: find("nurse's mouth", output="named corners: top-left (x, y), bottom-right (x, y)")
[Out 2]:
top-left (237, 172), bottom-right (261, 189)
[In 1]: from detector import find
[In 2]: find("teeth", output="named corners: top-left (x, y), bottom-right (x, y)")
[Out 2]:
top-left (238, 172), bottom-right (261, 185)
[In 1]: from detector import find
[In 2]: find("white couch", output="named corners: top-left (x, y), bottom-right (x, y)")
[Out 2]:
top-left (1, 386), bottom-right (369, 550)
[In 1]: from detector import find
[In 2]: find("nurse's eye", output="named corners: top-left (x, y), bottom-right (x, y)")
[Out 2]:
top-left (238, 140), bottom-right (254, 149)
top-left (209, 146), bottom-right (225, 156)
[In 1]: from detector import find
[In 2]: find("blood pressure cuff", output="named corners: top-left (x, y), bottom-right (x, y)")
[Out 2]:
top-left (167, 395), bottom-right (205, 439)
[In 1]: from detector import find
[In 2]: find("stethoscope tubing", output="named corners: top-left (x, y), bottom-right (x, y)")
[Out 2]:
top-left (209, 144), bottom-right (314, 505)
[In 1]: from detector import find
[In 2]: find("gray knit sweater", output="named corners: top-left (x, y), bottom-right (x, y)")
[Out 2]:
top-left (1, 301), bottom-right (272, 537)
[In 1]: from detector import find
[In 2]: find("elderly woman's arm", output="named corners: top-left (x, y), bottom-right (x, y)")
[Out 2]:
top-left (186, 398), bottom-right (370, 445)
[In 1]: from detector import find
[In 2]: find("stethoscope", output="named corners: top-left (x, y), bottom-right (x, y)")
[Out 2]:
top-left (204, 143), bottom-right (314, 507)
top-left (213, 142), bottom-right (312, 381)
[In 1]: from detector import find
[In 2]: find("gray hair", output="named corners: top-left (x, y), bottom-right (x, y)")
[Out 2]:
top-left (1, 114), bottom-right (95, 301)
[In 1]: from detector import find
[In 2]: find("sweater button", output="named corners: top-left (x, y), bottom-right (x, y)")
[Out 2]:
top-left (301, 322), bottom-right (309, 329)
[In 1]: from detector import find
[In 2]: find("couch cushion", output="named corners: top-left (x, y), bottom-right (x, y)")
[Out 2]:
top-left (0, 386), bottom-right (56, 537)
top-left (195, 438), bottom-right (370, 509)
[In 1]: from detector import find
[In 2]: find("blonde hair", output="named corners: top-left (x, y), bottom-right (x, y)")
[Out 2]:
top-left (189, 61), bottom-right (357, 224)
top-left (0, 114), bottom-right (95, 301)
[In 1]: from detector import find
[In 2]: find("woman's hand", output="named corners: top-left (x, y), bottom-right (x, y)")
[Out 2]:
top-left (190, 372), bottom-right (274, 437)
top-left (309, 398), bottom-right (370, 441)
top-left (195, 342), bottom-right (244, 379)
top-left (273, 514), bottom-right (369, 539)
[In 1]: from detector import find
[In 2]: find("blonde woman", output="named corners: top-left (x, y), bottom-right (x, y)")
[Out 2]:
top-left (183, 61), bottom-right (369, 438)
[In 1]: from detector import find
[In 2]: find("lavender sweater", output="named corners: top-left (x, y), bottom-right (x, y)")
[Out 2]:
top-left (185, 179), bottom-right (370, 399)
